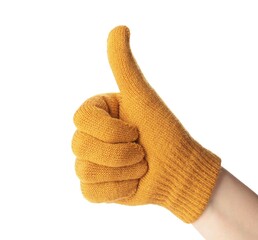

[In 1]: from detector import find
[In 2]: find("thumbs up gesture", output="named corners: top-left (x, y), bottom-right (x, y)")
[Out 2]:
top-left (72, 26), bottom-right (221, 223)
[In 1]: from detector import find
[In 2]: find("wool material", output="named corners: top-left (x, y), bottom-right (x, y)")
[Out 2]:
top-left (72, 26), bottom-right (221, 223)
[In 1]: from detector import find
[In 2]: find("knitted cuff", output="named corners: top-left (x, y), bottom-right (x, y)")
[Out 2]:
top-left (154, 138), bottom-right (221, 223)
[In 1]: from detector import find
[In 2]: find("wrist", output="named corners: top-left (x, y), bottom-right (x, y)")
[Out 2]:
top-left (155, 138), bottom-right (221, 223)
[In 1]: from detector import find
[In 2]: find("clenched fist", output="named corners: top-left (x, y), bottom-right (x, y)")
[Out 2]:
top-left (72, 26), bottom-right (221, 223)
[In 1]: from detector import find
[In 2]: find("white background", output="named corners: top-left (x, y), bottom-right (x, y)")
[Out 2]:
top-left (0, 1), bottom-right (258, 239)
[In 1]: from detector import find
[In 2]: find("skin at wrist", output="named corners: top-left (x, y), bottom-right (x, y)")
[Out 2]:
top-left (192, 167), bottom-right (258, 240)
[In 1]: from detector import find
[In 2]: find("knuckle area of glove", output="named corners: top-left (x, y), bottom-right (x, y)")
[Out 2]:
top-left (72, 131), bottom-right (145, 167)
top-left (75, 159), bottom-right (148, 183)
top-left (80, 180), bottom-right (138, 203)
top-left (74, 101), bottom-right (139, 143)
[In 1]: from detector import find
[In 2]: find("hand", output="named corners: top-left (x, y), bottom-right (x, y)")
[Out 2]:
top-left (72, 26), bottom-right (221, 223)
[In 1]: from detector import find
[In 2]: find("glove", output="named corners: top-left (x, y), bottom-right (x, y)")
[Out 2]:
top-left (72, 26), bottom-right (221, 223)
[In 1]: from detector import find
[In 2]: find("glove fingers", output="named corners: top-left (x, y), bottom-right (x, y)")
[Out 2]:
top-left (72, 130), bottom-right (145, 167)
top-left (73, 94), bottom-right (138, 143)
top-left (107, 26), bottom-right (158, 100)
top-left (75, 158), bottom-right (148, 183)
top-left (80, 180), bottom-right (138, 203)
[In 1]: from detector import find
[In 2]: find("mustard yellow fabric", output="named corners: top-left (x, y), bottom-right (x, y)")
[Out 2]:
top-left (72, 26), bottom-right (221, 223)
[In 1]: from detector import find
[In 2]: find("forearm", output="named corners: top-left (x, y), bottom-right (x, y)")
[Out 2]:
top-left (193, 167), bottom-right (258, 240)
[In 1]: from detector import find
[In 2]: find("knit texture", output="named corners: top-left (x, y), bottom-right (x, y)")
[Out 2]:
top-left (72, 26), bottom-right (221, 223)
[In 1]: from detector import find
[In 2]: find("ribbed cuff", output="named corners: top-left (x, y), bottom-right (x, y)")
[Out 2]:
top-left (153, 138), bottom-right (221, 223)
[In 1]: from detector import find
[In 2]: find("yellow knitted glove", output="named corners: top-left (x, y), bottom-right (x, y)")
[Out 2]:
top-left (72, 26), bottom-right (221, 223)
